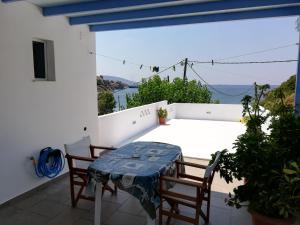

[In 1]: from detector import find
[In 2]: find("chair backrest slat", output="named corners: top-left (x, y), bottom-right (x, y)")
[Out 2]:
top-left (64, 136), bottom-right (91, 157)
top-left (204, 151), bottom-right (221, 178)
top-left (64, 136), bottom-right (91, 169)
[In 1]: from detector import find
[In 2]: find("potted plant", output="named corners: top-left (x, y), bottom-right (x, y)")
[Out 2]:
top-left (211, 84), bottom-right (300, 225)
top-left (157, 107), bottom-right (168, 125)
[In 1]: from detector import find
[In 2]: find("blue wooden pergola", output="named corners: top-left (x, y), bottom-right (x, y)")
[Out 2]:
top-left (3, 0), bottom-right (300, 114)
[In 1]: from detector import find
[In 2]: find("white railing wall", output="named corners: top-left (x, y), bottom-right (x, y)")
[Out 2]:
top-left (97, 101), bottom-right (168, 147)
top-left (174, 103), bottom-right (243, 122)
top-left (97, 102), bottom-right (243, 148)
top-left (165, 103), bottom-right (176, 119)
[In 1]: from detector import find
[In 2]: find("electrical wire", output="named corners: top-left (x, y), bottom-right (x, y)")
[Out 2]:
top-left (216, 43), bottom-right (298, 61)
top-left (112, 59), bottom-right (184, 94)
top-left (88, 42), bottom-right (298, 71)
top-left (191, 63), bottom-right (254, 78)
top-left (91, 51), bottom-right (169, 69)
top-left (188, 63), bottom-right (254, 97)
top-left (189, 59), bottom-right (298, 65)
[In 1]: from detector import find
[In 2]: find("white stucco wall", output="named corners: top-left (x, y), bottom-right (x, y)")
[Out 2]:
top-left (0, 2), bottom-right (98, 204)
top-left (98, 101), bottom-right (168, 147)
top-left (175, 103), bottom-right (243, 122)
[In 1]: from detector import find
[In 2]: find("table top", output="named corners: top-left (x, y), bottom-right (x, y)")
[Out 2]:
top-left (88, 141), bottom-right (182, 219)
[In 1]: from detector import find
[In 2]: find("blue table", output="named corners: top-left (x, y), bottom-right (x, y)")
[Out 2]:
top-left (88, 141), bottom-right (182, 225)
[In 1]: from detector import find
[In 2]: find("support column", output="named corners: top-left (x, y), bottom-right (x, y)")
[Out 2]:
top-left (295, 19), bottom-right (300, 115)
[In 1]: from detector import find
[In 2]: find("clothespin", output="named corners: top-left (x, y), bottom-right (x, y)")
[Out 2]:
top-left (123, 60), bottom-right (126, 64)
top-left (211, 60), bottom-right (214, 66)
top-left (140, 64), bottom-right (143, 69)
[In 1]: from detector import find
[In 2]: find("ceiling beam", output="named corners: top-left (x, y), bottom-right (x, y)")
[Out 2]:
top-left (70, 0), bottom-right (300, 25)
top-left (1, 0), bottom-right (22, 2)
top-left (89, 6), bottom-right (300, 32)
top-left (43, 0), bottom-right (180, 16)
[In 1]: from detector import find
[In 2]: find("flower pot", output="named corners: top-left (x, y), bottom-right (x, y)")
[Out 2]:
top-left (159, 117), bottom-right (166, 125)
top-left (251, 211), bottom-right (296, 225)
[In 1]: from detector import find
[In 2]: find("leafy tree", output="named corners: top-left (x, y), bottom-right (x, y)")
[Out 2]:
top-left (126, 75), bottom-right (212, 108)
top-left (98, 91), bottom-right (116, 115)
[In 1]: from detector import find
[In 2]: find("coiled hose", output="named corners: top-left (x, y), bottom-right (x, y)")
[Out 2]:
top-left (32, 147), bottom-right (65, 178)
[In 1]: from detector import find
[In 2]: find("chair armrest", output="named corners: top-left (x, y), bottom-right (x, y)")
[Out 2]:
top-left (65, 154), bottom-right (94, 162)
top-left (90, 145), bottom-right (116, 150)
top-left (90, 145), bottom-right (117, 158)
top-left (160, 176), bottom-right (202, 188)
top-left (175, 160), bottom-right (207, 182)
top-left (176, 160), bottom-right (208, 169)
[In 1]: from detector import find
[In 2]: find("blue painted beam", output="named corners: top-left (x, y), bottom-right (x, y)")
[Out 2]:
top-left (296, 34), bottom-right (300, 115)
top-left (70, 0), bottom-right (300, 25)
top-left (43, 0), bottom-right (178, 16)
top-left (89, 6), bottom-right (300, 32)
top-left (1, 0), bottom-right (22, 2)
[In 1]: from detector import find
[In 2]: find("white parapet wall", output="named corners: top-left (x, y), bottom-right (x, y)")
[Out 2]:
top-left (98, 101), bottom-right (168, 147)
top-left (174, 103), bottom-right (243, 122)
top-left (165, 103), bottom-right (177, 120)
top-left (0, 2), bottom-right (98, 204)
top-left (97, 102), bottom-right (243, 148)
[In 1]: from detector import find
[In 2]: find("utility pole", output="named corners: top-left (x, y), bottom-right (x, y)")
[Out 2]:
top-left (118, 95), bottom-right (121, 111)
top-left (295, 17), bottom-right (300, 115)
top-left (183, 58), bottom-right (188, 100)
top-left (183, 58), bottom-right (188, 82)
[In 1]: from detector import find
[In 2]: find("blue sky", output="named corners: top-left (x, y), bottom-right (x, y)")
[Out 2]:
top-left (96, 16), bottom-right (299, 85)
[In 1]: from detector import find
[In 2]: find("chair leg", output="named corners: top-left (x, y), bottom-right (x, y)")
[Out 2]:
top-left (206, 191), bottom-right (211, 224)
top-left (166, 214), bottom-right (172, 225)
top-left (75, 183), bottom-right (85, 205)
top-left (159, 200), bottom-right (163, 225)
top-left (69, 175), bottom-right (76, 207)
top-left (114, 183), bottom-right (118, 195)
top-left (166, 201), bottom-right (179, 225)
top-left (195, 204), bottom-right (201, 225)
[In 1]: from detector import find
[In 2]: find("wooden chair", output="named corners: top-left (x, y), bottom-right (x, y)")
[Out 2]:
top-left (64, 136), bottom-right (117, 207)
top-left (159, 152), bottom-right (221, 225)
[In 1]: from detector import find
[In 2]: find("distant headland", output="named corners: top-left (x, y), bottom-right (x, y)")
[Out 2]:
top-left (97, 75), bottom-right (138, 92)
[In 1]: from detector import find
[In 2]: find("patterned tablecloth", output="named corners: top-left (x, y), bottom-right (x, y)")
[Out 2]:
top-left (88, 141), bottom-right (183, 219)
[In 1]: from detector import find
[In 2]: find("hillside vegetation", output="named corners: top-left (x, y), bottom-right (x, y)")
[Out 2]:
top-left (96, 75), bottom-right (128, 91)
top-left (261, 75), bottom-right (296, 111)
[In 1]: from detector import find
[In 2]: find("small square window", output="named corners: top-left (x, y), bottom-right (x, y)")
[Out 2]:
top-left (32, 39), bottom-right (55, 81)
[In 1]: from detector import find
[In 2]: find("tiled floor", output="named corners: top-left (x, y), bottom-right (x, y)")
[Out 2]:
top-left (0, 158), bottom-right (252, 225)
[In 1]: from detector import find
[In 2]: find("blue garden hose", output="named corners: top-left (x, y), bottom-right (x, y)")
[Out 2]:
top-left (32, 147), bottom-right (65, 178)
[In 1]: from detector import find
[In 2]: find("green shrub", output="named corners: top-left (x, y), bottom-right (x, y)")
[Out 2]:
top-left (211, 84), bottom-right (300, 219)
